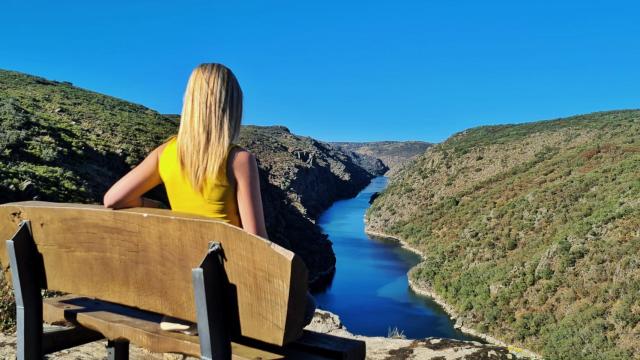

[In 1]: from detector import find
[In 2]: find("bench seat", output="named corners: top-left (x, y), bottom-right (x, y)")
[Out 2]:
top-left (43, 295), bottom-right (365, 359)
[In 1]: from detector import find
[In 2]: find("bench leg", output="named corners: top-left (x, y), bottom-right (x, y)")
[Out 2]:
top-left (6, 221), bottom-right (44, 360)
top-left (7, 221), bottom-right (106, 358)
top-left (14, 283), bottom-right (42, 360)
top-left (192, 242), bottom-right (231, 360)
top-left (106, 339), bottom-right (129, 360)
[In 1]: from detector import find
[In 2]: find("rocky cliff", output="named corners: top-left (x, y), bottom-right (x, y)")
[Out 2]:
top-left (235, 125), bottom-right (384, 281)
top-left (366, 110), bottom-right (640, 359)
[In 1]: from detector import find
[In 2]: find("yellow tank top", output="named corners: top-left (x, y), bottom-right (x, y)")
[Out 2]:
top-left (158, 137), bottom-right (241, 227)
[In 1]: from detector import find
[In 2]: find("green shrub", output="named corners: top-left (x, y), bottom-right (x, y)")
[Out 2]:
top-left (0, 263), bottom-right (16, 332)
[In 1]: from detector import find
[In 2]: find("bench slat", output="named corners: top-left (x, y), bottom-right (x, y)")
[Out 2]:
top-left (43, 295), bottom-right (285, 359)
top-left (44, 295), bottom-right (362, 359)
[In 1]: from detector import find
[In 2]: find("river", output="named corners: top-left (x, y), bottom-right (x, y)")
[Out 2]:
top-left (311, 176), bottom-right (475, 340)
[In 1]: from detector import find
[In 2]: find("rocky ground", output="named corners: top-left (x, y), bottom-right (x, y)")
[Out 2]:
top-left (0, 310), bottom-right (518, 360)
top-left (306, 310), bottom-right (519, 360)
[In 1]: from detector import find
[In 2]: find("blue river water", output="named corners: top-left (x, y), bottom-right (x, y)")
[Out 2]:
top-left (311, 176), bottom-right (475, 340)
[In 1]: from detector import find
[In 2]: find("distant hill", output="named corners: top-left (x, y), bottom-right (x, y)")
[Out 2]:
top-left (331, 141), bottom-right (432, 175)
top-left (366, 111), bottom-right (640, 359)
top-left (329, 144), bottom-right (389, 176)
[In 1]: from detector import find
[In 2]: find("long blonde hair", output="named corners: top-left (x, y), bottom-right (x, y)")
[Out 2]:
top-left (177, 63), bottom-right (243, 194)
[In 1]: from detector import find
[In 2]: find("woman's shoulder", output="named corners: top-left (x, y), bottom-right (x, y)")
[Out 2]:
top-left (156, 136), bottom-right (176, 154)
top-left (164, 136), bottom-right (177, 147)
top-left (229, 145), bottom-right (255, 164)
top-left (228, 146), bottom-right (258, 178)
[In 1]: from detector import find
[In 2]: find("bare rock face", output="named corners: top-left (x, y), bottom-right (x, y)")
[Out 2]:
top-left (239, 126), bottom-right (383, 219)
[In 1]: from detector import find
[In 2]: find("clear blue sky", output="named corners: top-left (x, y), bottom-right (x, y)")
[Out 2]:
top-left (1, 1), bottom-right (639, 142)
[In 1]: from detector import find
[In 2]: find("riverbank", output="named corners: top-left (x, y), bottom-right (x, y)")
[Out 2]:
top-left (364, 229), bottom-right (541, 360)
top-left (315, 177), bottom-right (476, 340)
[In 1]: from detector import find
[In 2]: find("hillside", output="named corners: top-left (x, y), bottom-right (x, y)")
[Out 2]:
top-left (332, 141), bottom-right (432, 175)
top-left (236, 125), bottom-right (382, 279)
top-left (366, 110), bottom-right (640, 359)
top-left (0, 69), bottom-right (382, 330)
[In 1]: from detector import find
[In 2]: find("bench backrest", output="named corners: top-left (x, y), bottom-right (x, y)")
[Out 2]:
top-left (0, 201), bottom-right (308, 346)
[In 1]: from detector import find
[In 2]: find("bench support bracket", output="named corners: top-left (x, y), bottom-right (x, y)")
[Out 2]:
top-left (6, 220), bottom-right (103, 359)
top-left (192, 241), bottom-right (231, 360)
top-left (107, 339), bottom-right (130, 360)
top-left (7, 221), bottom-right (42, 360)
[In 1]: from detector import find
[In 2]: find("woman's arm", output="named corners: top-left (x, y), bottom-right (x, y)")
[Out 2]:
top-left (231, 149), bottom-right (269, 239)
top-left (103, 144), bottom-right (167, 209)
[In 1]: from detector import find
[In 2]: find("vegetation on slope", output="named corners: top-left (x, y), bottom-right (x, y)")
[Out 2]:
top-left (0, 70), bottom-right (178, 203)
top-left (367, 111), bottom-right (640, 359)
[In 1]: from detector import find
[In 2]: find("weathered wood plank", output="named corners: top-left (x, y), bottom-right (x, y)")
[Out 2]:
top-left (44, 295), bottom-right (361, 360)
top-left (43, 295), bottom-right (285, 359)
top-left (0, 201), bottom-right (308, 346)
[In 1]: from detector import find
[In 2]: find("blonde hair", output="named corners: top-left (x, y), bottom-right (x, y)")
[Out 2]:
top-left (177, 63), bottom-right (243, 194)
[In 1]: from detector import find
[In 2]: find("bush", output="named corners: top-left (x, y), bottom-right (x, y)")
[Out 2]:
top-left (0, 263), bottom-right (16, 332)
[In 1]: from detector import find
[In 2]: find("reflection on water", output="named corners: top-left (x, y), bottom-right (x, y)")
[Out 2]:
top-left (311, 176), bottom-right (476, 340)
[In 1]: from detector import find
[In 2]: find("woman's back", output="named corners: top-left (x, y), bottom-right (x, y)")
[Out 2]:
top-left (103, 63), bottom-right (266, 238)
top-left (158, 137), bottom-right (241, 226)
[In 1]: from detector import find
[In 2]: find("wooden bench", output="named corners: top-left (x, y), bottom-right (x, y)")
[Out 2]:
top-left (0, 201), bottom-right (365, 360)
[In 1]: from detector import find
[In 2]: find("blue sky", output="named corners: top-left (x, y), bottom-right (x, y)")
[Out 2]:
top-left (1, 1), bottom-right (639, 142)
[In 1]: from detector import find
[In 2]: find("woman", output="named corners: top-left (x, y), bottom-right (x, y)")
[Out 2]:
top-left (103, 63), bottom-right (314, 330)
top-left (103, 63), bottom-right (267, 238)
